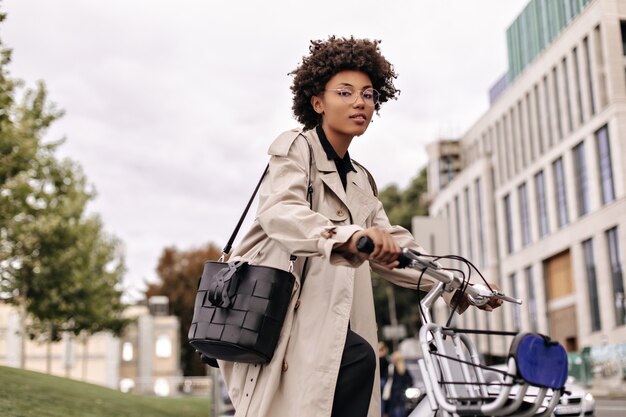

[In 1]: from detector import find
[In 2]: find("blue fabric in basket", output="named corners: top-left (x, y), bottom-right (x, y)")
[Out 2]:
top-left (510, 333), bottom-right (568, 390)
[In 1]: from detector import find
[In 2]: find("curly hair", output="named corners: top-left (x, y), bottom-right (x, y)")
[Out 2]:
top-left (290, 36), bottom-right (400, 130)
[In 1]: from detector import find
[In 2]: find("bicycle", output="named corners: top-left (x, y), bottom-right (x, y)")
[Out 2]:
top-left (356, 237), bottom-right (569, 417)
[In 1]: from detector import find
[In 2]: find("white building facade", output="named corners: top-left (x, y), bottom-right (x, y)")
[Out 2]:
top-left (0, 296), bottom-right (182, 395)
top-left (418, 0), bottom-right (626, 357)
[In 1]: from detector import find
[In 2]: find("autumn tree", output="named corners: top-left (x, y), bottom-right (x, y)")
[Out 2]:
top-left (146, 243), bottom-right (222, 376)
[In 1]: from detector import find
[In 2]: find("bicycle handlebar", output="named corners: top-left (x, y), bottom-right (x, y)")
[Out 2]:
top-left (356, 236), bottom-right (522, 306)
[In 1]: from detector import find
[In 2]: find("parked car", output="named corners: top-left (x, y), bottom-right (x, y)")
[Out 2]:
top-left (487, 364), bottom-right (595, 416)
top-left (553, 377), bottom-right (595, 416)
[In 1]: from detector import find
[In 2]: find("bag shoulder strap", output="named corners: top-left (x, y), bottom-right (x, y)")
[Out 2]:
top-left (222, 134), bottom-right (314, 258)
top-left (221, 164), bottom-right (268, 257)
top-left (297, 137), bottom-right (314, 287)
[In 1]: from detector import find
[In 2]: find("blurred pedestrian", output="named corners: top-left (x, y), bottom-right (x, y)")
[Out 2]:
top-left (378, 341), bottom-right (390, 415)
top-left (382, 351), bottom-right (413, 417)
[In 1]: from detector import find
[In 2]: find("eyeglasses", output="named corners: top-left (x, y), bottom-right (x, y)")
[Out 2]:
top-left (325, 87), bottom-right (380, 106)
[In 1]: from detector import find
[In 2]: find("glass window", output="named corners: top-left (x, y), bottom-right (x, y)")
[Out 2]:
top-left (594, 25), bottom-right (608, 109)
top-left (525, 266), bottom-right (538, 332)
top-left (509, 109), bottom-right (519, 174)
top-left (595, 125), bottom-right (615, 205)
top-left (535, 171), bottom-right (549, 237)
top-left (496, 121), bottom-right (506, 184)
top-left (583, 37), bottom-right (596, 115)
top-left (155, 334), bottom-right (172, 358)
top-left (122, 342), bottom-right (134, 362)
top-left (517, 101), bottom-right (527, 167)
top-left (464, 187), bottom-right (474, 261)
top-left (518, 183), bottom-right (531, 247)
top-left (525, 93), bottom-right (536, 161)
top-left (534, 84), bottom-right (544, 154)
top-left (573, 141), bottom-right (590, 216)
top-left (543, 76), bottom-right (554, 148)
top-left (606, 227), bottom-right (625, 326)
top-left (583, 238), bottom-right (601, 331)
top-left (454, 195), bottom-right (462, 256)
top-left (510, 273), bottom-right (521, 332)
top-left (553, 157), bottom-right (569, 227)
top-left (475, 178), bottom-right (486, 267)
top-left (503, 114), bottom-right (512, 180)
top-left (446, 157), bottom-right (454, 182)
top-left (504, 194), bottom-right (514, 254)
top-left (552, 67), bottom-right (564, 140)
top-left (562, 57), bottom-right (574, 133)
top-left (572, 47), bottom-right (584, 125)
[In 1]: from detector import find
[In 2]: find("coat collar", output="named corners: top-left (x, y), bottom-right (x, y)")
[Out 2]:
top-left (302, 129), bottom-right (378, 225)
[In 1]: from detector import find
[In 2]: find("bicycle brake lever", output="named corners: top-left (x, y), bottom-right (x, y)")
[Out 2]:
top-left (467, 284), bottom-right (523, 306)
top-left (492, 292), bottom-right (523, 305)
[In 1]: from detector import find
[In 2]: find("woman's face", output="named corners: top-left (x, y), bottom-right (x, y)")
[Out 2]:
top-left (311, 70), bottom-right (376, 140)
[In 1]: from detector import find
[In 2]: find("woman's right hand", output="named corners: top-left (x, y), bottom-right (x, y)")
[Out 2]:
top-left (344, 227), bottom-right (401, 270)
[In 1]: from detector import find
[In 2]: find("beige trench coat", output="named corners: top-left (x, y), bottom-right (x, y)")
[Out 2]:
top-left (218, 128), bottom-right (444, 417)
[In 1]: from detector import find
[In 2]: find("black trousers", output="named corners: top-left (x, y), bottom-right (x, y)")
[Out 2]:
top-left (331, 329), bottom-right (376, 417)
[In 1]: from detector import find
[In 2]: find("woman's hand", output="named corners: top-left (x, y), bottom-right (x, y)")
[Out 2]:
top-left (338, 227), bottom-right (401, 269)
top-left (452, 282), bottom-right (504, 314)
top-left (479, 283), bottom-right (505, 311)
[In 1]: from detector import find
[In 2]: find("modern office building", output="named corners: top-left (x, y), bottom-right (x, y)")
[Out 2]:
top-left (0, 296), bottom-right (182, 396)
top-left (416, 0), bottom-right (626, 357)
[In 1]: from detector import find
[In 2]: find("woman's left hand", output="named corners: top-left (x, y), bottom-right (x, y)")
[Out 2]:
top-left (451, 282), bottom-right (504, 314)
top-left (340, 227), bottom-right (401, 269)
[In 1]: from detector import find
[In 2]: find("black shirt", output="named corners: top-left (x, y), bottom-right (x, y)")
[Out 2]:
top-left (316, 125), bottom-right (357, 190)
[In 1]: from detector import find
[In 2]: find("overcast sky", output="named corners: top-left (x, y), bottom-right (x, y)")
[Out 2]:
top-left (4, 0), bottom-right (528, 300)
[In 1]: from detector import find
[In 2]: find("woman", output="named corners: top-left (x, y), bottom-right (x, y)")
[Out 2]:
top-left (218, 36), bottom-right (500, 417)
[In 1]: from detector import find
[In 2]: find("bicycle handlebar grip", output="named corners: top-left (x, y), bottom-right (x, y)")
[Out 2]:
top-left (356, 236), bottom-right (411, 268)
top-left (356, 236), bottom-right (375, 253)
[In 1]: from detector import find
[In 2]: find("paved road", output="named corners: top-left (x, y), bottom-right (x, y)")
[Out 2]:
top-left (595, 398), bottom-right (626, 417)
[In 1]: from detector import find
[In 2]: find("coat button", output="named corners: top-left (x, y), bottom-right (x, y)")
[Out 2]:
top-left (282, 360), bottom-right (288, 372)
top-left (336, 209), bottom-right (345, 217)
top-left (321, 229), bottom-right (336, 239)
top-left (294, 300), bottom-right (301, 310)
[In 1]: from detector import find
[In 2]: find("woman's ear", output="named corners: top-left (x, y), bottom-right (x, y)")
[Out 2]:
top-left (310, 95), bottom-right (324, 115)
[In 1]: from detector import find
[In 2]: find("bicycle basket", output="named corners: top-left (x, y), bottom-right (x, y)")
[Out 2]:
top-left (417, 324), bottom-right (566, 417)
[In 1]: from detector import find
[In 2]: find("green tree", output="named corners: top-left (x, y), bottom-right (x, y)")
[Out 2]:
top-left (379, 167), bottom-right (429, 230)
top-left (25, 214), bottom-right (129, 374)
top-left (0, 8), bottom-right (127, 370)
top-left (146, 243), bottom-right (222, 376)
top-left (374, 167), bottom-right (430, 346)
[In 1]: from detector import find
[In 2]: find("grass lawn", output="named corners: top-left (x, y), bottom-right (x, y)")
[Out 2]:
top-left (0, 366), bottom-right (210, 417)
